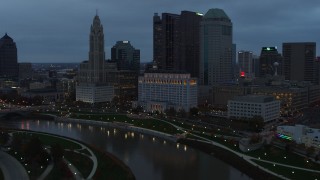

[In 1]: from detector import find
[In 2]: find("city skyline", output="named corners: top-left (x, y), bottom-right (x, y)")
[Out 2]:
top-left (1, 0), bottom-right (319, 63)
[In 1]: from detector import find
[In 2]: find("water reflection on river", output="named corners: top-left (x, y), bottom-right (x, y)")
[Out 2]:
top-left (1, 119), bottom-right (250, 180)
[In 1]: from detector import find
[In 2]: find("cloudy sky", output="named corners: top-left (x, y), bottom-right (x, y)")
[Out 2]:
top-left (1, 0), bottom-right (319, 63)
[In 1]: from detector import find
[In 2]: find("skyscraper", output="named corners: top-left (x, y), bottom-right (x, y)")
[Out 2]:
top-left (0, 33), bottom-right (18, 78)
top-left (153, 11), bottom-right (202, 76)
top-left (282, 42), bottom-right (317, 84)
top-left (111, 41), bottom-right (140, 99)
top-left (199, 8), bottom-right (233, 85)
top-left (78, 15), bottom-right (106, 84)
top-left (175, 11), bottom-right (202, 77)
top-left (111, 41), bottom-right (140, 72)
top-left (258, 47), bottom-right (282, 77)
top-left (238, 51), bottom-right (253, 76)
top-left (153, 13), bottom-right (179, 70)
top-left (76, 14), bottom-right (114, 103)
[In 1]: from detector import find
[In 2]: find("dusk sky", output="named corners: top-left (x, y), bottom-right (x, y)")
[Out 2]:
top-left (1, 0), bottom-right (319, 63)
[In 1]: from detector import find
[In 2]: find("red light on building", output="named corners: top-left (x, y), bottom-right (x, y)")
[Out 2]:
top-left (240, 71), bottom-right (245, 77)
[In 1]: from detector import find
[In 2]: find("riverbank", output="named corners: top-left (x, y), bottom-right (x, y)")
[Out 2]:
top-left (0, 129), bottom-right (135, 180)
top-left (179, 138), bottom-right (279, 180)
top-left (55, 116), bottom-right (179, 142)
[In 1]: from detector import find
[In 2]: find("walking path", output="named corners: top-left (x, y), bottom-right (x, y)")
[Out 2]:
top-left (10, 131), bottom-right (98, 180)
top-left (0, 150), bottom-right (29, 180)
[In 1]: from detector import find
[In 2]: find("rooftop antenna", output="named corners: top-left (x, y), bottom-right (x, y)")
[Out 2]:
top-left (96, 9), bottom-right (98, 16)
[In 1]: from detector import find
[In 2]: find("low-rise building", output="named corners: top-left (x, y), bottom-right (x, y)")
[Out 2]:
top-left (228, 95), bottom-right (280, 122)
top-left (277, 125), bottom-right (320, 149)
top-left (21, 88), bottom-right (64, 103)
top-left (76, 83), bottom-right (114, 103)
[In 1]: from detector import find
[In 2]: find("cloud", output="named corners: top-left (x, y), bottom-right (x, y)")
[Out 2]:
top-left (0, 0), bottom-right (319, 63)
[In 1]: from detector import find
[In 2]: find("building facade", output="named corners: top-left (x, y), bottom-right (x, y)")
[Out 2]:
top-left (175, 11), bottom-right (202, 77)
top-left (282, 42), bottom-right (317, 84)
top-left (19, 62), bottom-right (33, 80)
top-left (137, 71), bottom-right (198, 112)
top-left (0, 33), bottom-right (18, 78)
top-left (111, 41), bottom-right (140, 72)
top-left (228, 95), bottom-right (280, 122)
top-left (238, 51), bottom-right (253, 77)
top-left (76, 84), bottom-right (113, 103)
top-left (153, 11), bottom-right (202, 77)
top-left (199, 8), bottom-right (233, 85)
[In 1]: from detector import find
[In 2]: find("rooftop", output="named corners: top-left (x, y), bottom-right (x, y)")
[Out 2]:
top-left (233, 95), bottom-right (276, 103)
top-left (203, 8), bottom-right (230, 20)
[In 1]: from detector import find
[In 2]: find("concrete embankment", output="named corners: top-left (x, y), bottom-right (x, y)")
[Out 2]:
top-left (54, 117), bottom-right (178, 142)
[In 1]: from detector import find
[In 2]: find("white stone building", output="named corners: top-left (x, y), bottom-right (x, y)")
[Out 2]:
top-left (76, 83), bottom-right (113, 103)
top-left (136, 71), bottom-right (197, 112)
top-left (228, 95), bottom-right (280, 122)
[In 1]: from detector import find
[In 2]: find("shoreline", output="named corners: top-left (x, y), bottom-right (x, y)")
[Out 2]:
top-left (4, 128), bottom-right (135, 180)
top-left (5, 114), bottom-right (283, 179)
top-left (52, 116), bottom-right (271, 179)
top-left (178, 138), bottom-right (280, 180)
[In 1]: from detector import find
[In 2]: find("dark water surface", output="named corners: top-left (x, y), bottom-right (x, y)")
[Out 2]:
top-left (0, 119), bottom-right (250, 180)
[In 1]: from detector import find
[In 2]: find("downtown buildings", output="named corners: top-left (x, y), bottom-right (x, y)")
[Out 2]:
top-left (149, 9), bottom-right (234, 112)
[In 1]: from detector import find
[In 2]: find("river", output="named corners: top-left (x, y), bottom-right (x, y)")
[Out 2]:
top-left (0, 119), bottom-right (250, 180)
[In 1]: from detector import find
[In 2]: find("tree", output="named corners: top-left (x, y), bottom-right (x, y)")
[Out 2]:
top-left (177, 109), bottom-right (187, 118)
top-left (24, 137), bottom-right (44, 159)
top-left (189, 107), bottom-right (199, 117)
top-left (132, 106), bottom-right (143, 114)
top-left (165, 107), bottom-right (176, 117)
top-left (306, 146), bottom-right (315, 158)
top-left (250, 116), bottom-right (264, 132)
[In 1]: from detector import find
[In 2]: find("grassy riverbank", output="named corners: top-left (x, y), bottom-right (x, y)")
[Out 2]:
top-left (178, 138), bottom-right (279, 180)
top-left (2, 130), bottom-right (135, 180)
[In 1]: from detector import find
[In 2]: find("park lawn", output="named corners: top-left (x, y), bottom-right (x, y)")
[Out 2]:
top-left (245, 146), bottom-right (320, 171)
top-left (14, 132), bottom-right (81, 150)
top-left (0, 168), bottom-right (3, 180)
top-left (253, 160), bottom-right (320, 180)
top-left (44, 161), bottom-right (74, 180)
top-left (64, 151), bottom-right (93, 179)
top-left (70, 113), bottom-right (182, 135)
top-left (91, 147), bottom-right (135, 180)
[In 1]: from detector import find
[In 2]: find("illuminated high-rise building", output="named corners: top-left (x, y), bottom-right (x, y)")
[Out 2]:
top-left (0, 33), bottom-right (18, 78)
top-left (199, 8), bottom-right (233, 85)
